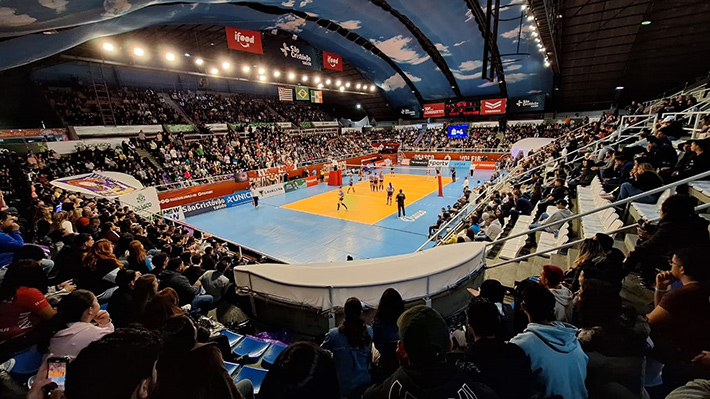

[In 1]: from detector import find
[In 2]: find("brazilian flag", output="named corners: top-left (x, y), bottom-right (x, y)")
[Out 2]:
top-left (295, 86), bottom-right (310, 101)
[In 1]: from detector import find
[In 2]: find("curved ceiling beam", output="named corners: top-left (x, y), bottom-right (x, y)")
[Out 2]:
top-left (368, 0), bottom-right (463, 98)
top-left (462, 0), bottom-right (508, 98)
top-left (239, 2), bottom-right (425, 105)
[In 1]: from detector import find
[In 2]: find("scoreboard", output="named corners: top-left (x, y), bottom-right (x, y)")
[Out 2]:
top-left (445, 100), bottom-right (480, 116)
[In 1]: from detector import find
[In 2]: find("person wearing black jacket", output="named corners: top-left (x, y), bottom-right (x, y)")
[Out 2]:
top-left (533, 178), bottom-right (567, 222)
top-left (363, 306), bottom-right (497, 399)
top-left (615, 163), bottom-right (664, 204)
top-left (676, 139), bottom-right (710, 180)
top-left (647, 136), bottom-right (678, 171)
top-left (508, 190), bottom-right (532, 226)
top-left (448, 298), bottom-right (532, 399)
top-left (158, 257), bottom-right (213, 314)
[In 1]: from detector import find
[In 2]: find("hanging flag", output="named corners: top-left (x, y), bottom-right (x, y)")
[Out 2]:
top-left (310, 90), bottom-right (323, 103)
top-left (278, 87), bottom-right (293, 102)
top-left (295, 86), bottom-right (310, 101)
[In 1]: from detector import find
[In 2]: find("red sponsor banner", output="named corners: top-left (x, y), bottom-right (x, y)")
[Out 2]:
top-left (402, 152), bottom-right (504, 162)
top-left (423, 102), bottom-right (445, 118)
top-left (225, 27), bottom-right (263, 54)
top-left (158, 180), bottom-right (250, 209)
top-left (305, 176), bottom-right (318, 187)
top-left (480, 98), bottom-right (507, 115)
top-left (322, 51), bottom-right (343, 71)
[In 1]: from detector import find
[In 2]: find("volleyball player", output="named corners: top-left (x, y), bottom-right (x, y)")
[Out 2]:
top-left (378, 171), bottom-right (384, 191)
top-left (390, 167), bottom-right (395, 176)
top-left (386, 182), bottom-right (394, 205)
top-left (337, 187), bottom-right (348, 211)
top-left (369, 172), bottom-right (376, 191)
top-left (347, 174), bottom-right (355, 193)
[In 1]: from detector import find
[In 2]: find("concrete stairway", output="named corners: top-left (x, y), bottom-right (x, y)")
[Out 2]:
top-left (136, 148), bottom-right (163, 171)
top-left (158, 92), bottom-right (193, 124)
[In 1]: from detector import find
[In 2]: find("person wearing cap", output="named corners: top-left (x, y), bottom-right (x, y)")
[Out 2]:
top-left (539, 265), bottom-right (574, 323)
top-left (363, 305), bottom-right (498, 399)
top-left (321, 297), bottom-right (373, 399)
top-left (510, 284), bottom-right (588, 399)
top-left (528, 199), bottom-right (573, 234)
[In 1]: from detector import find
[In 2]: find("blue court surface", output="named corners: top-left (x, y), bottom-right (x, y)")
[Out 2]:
top-left (185, 166), bottom-right (495, 263)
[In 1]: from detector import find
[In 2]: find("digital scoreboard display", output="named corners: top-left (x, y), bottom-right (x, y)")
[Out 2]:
top-left (447, 124), bottom-right (469, 138)
top-left (445, 100), bottom-right (480, 116)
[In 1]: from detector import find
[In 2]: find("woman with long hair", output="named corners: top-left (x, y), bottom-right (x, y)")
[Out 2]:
top-left (46, 289), bottom-right (114, 357)
top-left (372, 288), bottom-right (405, 382)
top-left (0, 260), bottom-right (56, 356)
top-left (51, 211), bottom-right (73, 234)
top-left (140, 287), bottom-right (184, 331)
top-left (79, 239), bottom-right (123, 296)
top-left (132, 274), bottom-right (159, 320)
top-left (127, 240), bottom-right (152, 274)
top-left (321, 297), bottom-right (373, 399)
top-left (260, 342), bottom-right (340, 399)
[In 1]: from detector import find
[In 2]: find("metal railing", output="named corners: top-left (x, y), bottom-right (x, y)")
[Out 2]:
top-left (400, 146), bottom-right (509, 154)
top-left (486, 201), bottom-right (710, 270)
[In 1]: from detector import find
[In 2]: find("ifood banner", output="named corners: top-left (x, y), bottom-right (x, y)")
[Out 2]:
top-left (265, 36), bottom-right (320, 70)
top-left (119, 187), bottom-right (160, 218)
top-left (322, 50), bottom-right (343, 71)
top-left (256, 183), bottom-right (285, 199)
top-left (225, 27), bottom-right (263, 54)
top-left (224, 191), bottom-right (252, 207)
top-left (423, 102), bottom-right (445, 118)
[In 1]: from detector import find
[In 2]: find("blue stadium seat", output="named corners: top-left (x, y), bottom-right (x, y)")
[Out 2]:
top-left (8, 346), bottom-right (43, 378)
top-left (232, 337), bottom-right (270, 363)
top-left (234, 366), bottom-right (268, 394)
top-left (261, 343), bottom-right (287, 369)
top-left (223, 361), bottom-right (240, 376)
top-left (220, 330), bottom-right (244, 348)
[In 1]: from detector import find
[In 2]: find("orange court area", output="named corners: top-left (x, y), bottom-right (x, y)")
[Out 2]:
top-left (282, 173), bottom-right (453, 225)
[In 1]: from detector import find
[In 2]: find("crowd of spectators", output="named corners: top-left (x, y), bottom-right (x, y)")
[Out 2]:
top-left (263, 99), bottom-right (333, 125)
top-left (170, 92), bottom-right (272, 124)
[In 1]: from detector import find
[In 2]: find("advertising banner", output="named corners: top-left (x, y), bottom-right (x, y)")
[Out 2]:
top-left (399, 106), bottom-right (420, 119)
top-left (161, 206), bottom-right (185, 221)
top-left (423, 103), bottom-right (445, 118)
top-left (480, 98), bottom-right (507, 115)
top-left (52, 172), bottom-right (141, 198)
top-left (401, 159), bottom-right (411, 166)
top-left (510, 94), bottom-right (545, 112)
top-left (265, 36), bottom-right (320, 70)
top-left (449, 160), bottom-right (471, 168)
top-left (305, 176), bottom-right (318, 187)
top-left (428, 159), bottom-right (451, 168)
top-left (322, 50), bottom-right (343, 71)
top-left (224, 190), bottom-right (253, 207)
top-left (119, 187), bottom-right (160, 218)
top-left (410, 159), bottom-right (429, 167)
top-left (181, 197), bottom-right (227, 218)
top-left (158, 180), bottom-right (250, 209)
top-left (256, 183), bottom-right (285, 199)
top-left (0, 128), bottom-right (67, 139)
top-left (295, 86), bottom-right (310, 101)
top-left (225, 27), bottom-right (263, 54)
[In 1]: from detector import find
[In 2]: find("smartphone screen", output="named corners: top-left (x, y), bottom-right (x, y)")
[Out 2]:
top-left (47, 357), bottom-right (68, 390)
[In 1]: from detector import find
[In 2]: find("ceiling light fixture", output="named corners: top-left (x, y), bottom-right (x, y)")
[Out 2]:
top-left (259, 75), bottom-right (266, 81)
top-left (526, 15), bottom-right (534, 21)
top-left (288, 72), bottom-right (296, 80)
top-left (210, 68), bottom-right (219, 74)
top-left (165, 52), bottom-right (176, 61)
top-left (242, 65), bottom-right (250, 72)
top-left (133, 47), bottom-right (144, 56)
top-left (184, 53), bottom-right (191, 57)
top-left (641, 20), bottom-right (651, 25)
top-left (222, 62), bottom-right (231, 70)
top-left (356, 83), bottom-right (361, 89)
top-left (326, 79), bottom-right (332, 85)
top-left (258, 68), bottom-right (265, 75)
top-left (273, 71), bottom-right (281, 77)
top-left (335, 80), bottom-right (342, 86)
top-left (314, 77), bottom-right (321, 83)
top-left (370, 86), bottom-right (376, 92)
top-left (302, 75), bottom-right (309, 81)
top-left (339, 86), bottom-right (345, 92)
top-left (362, 85), bottom-right (368, 90)
top-left (102, 42), bottom-right (115, 52)
top-left (195, 58), bottom-right (204, 65)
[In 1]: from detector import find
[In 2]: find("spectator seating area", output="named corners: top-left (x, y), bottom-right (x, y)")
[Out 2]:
top-left (170, 91), bottom-right (273, 124)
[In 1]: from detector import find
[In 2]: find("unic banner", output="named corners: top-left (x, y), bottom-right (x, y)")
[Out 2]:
top-left (322, 51), bottom-right (343, 71)
top-left (225, 27), bottom-right (263, 54)
top-left (265, 36), bottom-right (320, 70)
top-left (224, 190), bottom-right (252, 207)
top-left (119, 187), bottom-right (160, 218)
top-left (423, 102), bottom-right (445, 118)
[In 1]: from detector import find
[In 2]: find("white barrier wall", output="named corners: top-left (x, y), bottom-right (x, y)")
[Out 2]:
top-left (74, 125), bottom-right (164, 137)
top-left (47, 138), bottom-right (129, 154)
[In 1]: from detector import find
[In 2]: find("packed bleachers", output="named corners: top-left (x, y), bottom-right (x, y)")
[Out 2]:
top-left (170, 91), bottom-right (272, 124)
top-left (262, 98), bottom-right (333, 125)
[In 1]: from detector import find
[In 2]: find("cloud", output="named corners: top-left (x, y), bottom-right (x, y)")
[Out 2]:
top-left (371, 35), bottom-right (431, 65)
top-left (478, 81), bottom-right (498, 88)
top-left (338, 20), bottom-right (361, 30)
top-left (504, 64), bottom-right (522, 72)
top-left (305, 12), bottom-right (318, 17)
top-left (453, 72), bottom-right (483, 80)
top-left (299, 0), bottom-right (312, 6)
top-left (39, 0), bottom-right (69, 13)
top-left (103, 0), bottom-right (131, 17)
top-left (505, 72), bottom-right (536, 83)
top-left (435, 43), bottom-right (450, 56)
top-left (281, 0), bottom-right (295, 6)
top-left (465, 9), bottom-right (474, 22)
top-left (272, 14), bottom-right (307, 33)
top-left (381, 73), bottom-right (407, 91)
top-left (527, 90), bottom-right (543, 94)
top-left (404, 72), bottom-right (421, 82)
top-left (457, 60), bottom-right (483, 72)
top-left (453, 40), bottom-right (468, 47)
top-left (0, 7), bottom-right (37, 26)
top-left (501, 24), bottom-right (535, 40)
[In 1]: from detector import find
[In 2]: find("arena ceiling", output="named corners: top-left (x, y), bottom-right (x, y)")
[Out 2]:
top-left (0, 0), bottom-right (552, 113)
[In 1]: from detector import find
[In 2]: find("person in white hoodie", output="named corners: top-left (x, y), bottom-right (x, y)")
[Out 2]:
top-left (540, 264), bottom-right (574, 323)
top-left (47, 289), bottom-right (114, 358)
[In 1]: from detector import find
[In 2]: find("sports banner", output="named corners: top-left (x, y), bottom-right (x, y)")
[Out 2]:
top-left (264, 36), bottom-right (320, 70)
top-left (295, 86), bottom-right (310, 101)
top-left (224, 190), bottom-right (253, 207)
top-left (399, 106), bottom-right (420, 119)
top-left (181, 197), bottom-right (227, 218)
top-left (278, 87), bottom-right (293, 102)
top-left (310, 90), bottom-right (323, 103)
top-left (423, 102), bottom-right (445, 118)
top-left (256, 183), bottom-right (285, 199)
top-left (449, 160), bottom-right (471, 168)
top-left (322, 51), bottom-right (343, 71)
top-left (480, 98), bottom-right (507, 115)
top-left (225, 27), bottom-right (263, 54)
top-left (410, 159), bottom-right (429, 167)
top-left (305, 176), bottom-right (318, 187)
top-left (52, 172), bottom-right (142, 198)
top-left (428, 160), bottom-right (450, 168)
top-left (119, 187), bottom-right (160, 218)
top-left (161, 206), bottom-right (185, 221)
top-left (510, 94), bottom-right (545, 112)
